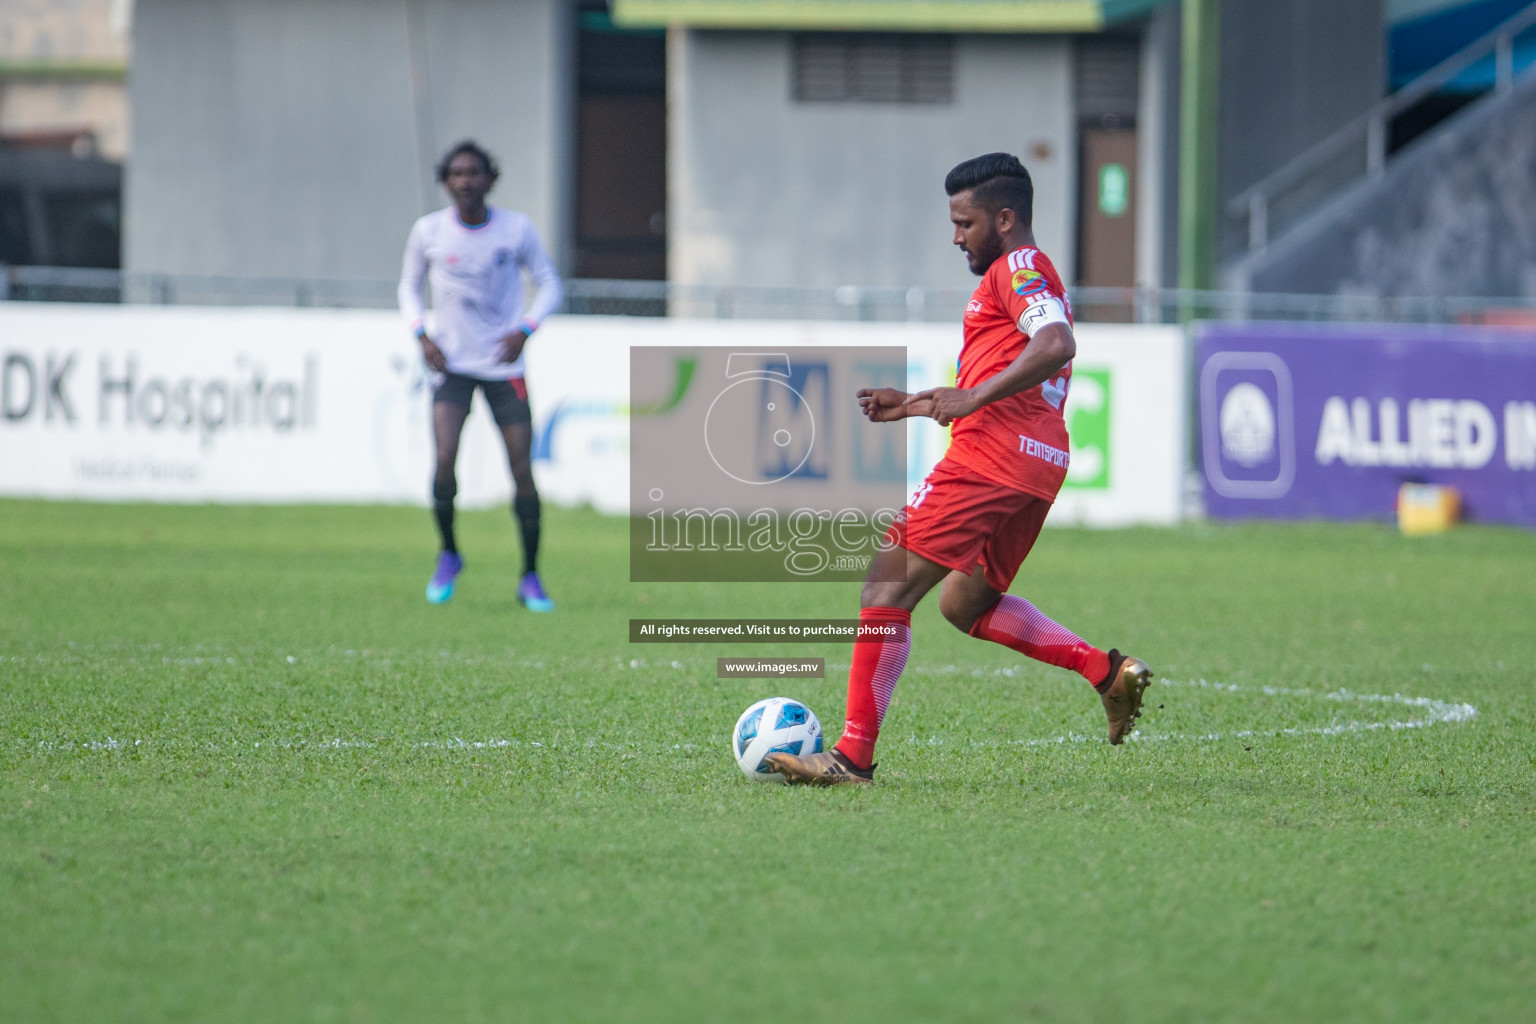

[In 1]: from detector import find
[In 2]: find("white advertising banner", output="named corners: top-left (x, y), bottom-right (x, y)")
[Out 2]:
top-left (1049, 324), bottom-right (1187, 526)
top-left (523, 317), bottom-right (1187, 526)
top-left (0, 305), bottom-right (1184, 524)
top-left (1, 303), bottom-right (488, 507)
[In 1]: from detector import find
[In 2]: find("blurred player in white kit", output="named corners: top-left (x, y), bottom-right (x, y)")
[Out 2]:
top-left (398, 140), bottom-right (563, 609)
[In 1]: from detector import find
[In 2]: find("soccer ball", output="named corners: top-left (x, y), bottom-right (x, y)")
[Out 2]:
top-left (732, 696), bottom-right (823, 781)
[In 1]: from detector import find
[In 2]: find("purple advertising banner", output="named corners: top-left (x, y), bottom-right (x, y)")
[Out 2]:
top-left (1197, 322), bottom-right (1536, 527)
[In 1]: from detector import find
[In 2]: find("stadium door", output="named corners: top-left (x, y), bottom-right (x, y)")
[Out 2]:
top-left (1074, 38), bottom-right (1139, 319)
top-left (574, 4), bottom-right (666, 280)
top-left (1077, 125), bottom-right (1137, 290)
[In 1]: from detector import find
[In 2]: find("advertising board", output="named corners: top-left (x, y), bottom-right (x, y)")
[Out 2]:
top-left (1197, 322), bottom-right (1536, 526)
top-left (1, 305), bottom-right (1186, 526)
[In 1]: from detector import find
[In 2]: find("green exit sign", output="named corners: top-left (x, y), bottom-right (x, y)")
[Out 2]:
top-left (1098, 163), bottom-right (1129, 217)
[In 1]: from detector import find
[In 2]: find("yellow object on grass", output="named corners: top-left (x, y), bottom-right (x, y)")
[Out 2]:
top-left (1398, 483), bottom-right (1461, 536)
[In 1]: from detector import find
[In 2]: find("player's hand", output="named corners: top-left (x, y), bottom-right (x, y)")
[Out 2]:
top-left (857, 388), bottom-right (913, 423)
top-left (497, 329), bottom-right (530, 364)
top-left (418, 334), bottom-right (447, 373)
top-left (910, 386), bottom-right (980, 426)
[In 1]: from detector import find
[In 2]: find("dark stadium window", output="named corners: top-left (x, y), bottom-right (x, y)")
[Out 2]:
top-left (792, 33), bottom-right (954, 104)
top-left (573, 2), bottom-right (667, 282)
top-left (0, 188), bottom-right (30, 264)
top-left (42, 191), bottom-right (120, 269)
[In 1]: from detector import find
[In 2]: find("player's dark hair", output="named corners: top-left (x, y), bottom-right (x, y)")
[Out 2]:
top-left (944, 153), bottom-right (1033, 227)
top-left (435, 139), bottom-right (499, 183)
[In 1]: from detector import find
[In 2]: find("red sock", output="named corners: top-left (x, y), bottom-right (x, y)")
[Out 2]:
top-left (833, 606), bottom-right (912, 771)
top-left (968, 595), bottom-right (1109, 684)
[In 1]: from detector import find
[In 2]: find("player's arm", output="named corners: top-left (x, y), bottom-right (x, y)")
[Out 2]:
top-left (496, 223), bottom-right (565, 364)
top-left (915, 323), bottom-right (1075, 426)
top-left (911, 293), bottom-right (1076, 427)
top-left (398, 222), bottom-right (447, 372)
top-left (857, 387), bottom-right (933, 422)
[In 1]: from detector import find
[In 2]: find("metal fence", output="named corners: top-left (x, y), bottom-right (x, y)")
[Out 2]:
top-left (4, 262), bottom-right (1536, 327)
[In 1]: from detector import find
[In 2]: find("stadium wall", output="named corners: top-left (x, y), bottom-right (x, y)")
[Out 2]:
top-left (125, 0), bottom-right (574, 282)
top-left (667, 29), bottom-right (1077, 292)
top-left (0, 305), bottom-right (1185, 527)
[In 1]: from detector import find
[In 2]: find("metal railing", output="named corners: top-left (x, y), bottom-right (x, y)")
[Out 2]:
top-left (5, 263), bottom-right (1536, 326)
top-left (1227, 2), bottom-right (1536, 260)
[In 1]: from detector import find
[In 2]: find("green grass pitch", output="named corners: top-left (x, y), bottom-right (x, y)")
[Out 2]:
top-left (2, 498), bottom-right (1534, 1022)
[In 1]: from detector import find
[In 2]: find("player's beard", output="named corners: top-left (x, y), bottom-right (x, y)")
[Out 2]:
top-left (967, 224), bottom-right (1005, 276)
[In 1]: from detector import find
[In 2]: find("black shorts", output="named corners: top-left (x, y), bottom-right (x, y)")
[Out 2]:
top-left (433, 371), bottom-right (532, 427)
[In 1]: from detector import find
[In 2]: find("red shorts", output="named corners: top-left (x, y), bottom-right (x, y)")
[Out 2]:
top-left (886, 457), bottom-right (1052, 592)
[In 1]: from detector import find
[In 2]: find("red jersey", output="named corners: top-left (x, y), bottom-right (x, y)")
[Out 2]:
top-left (945, 246), bottom-right (1075, 501)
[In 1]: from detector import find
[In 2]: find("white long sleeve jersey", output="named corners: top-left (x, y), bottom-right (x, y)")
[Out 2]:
top-left (397, 205), bottom-right (564, 379)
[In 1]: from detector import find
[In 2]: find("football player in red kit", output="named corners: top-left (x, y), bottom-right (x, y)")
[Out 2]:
top-left (766, 153), bottom-right (1152, 785)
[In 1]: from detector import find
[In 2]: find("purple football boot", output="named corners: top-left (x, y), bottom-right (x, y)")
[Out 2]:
top-left (517, 571), bottom-right (554, 612)
top-left (425, 551), bottom-right (463, 604)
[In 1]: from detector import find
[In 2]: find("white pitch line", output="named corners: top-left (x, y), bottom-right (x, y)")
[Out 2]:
top-left (963, 677), bottom-right (1477, 748)
top-left (13, 678), bottom-right (1477, 756)
top-left (22, 736), bottom-right (564, 754)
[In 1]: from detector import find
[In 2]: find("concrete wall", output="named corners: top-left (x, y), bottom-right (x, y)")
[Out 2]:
top-left (1243, 70), bottom-right (1536, 299)
top-left (668, 29), bottom-right (1076, 292)
top-left (126, 0), bottom-right (572, 280)
top-left (1137, 3), bottom-right (1180, 289)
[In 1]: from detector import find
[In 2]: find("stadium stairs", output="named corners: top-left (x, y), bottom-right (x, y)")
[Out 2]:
top-left (1222, 3), bottom-right (1536, 307)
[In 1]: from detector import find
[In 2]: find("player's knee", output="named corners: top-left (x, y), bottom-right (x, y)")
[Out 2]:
top-left (860, 578), bottom-right (918, 610)
top-left (432, 476), bottom-right (457, 503)
top-left (939, 582), bottom-right (996, 633)
top-left (939, 592), bottom-right (979, 632)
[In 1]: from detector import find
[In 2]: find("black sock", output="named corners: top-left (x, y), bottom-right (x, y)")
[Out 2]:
top-left (1094, 649), bottom-right (1123, 694)
top-left (514, 493), bottom-right (541, 575)
top-left (433, 478), bottom-right (458, 554)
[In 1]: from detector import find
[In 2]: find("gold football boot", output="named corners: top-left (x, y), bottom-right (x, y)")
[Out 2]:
top-left (763, 750), bottom-right (876, 785)
top-left (1098, 649), bottom-right (1153, 745)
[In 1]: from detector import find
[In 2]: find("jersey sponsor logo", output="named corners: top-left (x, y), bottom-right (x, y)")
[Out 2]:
top-left (1011, 268), bottom-right (1048, 298)
top-left (1018, 433), bottom-right (1070, 468)
top-left (909, 481), bottom-right (933, 508)
top-left (966, 298), bottom-right (985, 315)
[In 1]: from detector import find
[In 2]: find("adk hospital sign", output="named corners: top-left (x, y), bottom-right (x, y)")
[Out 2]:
top-left (1198, 322), bottom-right (1536, 527)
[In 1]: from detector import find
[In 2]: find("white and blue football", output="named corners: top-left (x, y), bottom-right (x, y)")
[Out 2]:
top-left (732, 696), bottom-right (823, 782)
